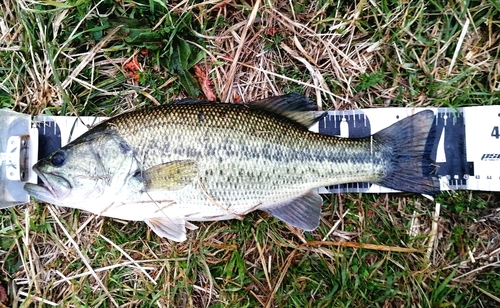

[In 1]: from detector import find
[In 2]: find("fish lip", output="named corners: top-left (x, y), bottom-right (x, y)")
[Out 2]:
top-left (24, 166), bottom-right (72, 201)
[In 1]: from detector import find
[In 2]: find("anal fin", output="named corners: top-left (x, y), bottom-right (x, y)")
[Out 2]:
top-left (261, 191), bottom-right (322, 231)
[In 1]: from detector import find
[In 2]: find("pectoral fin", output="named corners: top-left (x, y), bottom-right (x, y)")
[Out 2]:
top-left (262, 191), bottom-right (322, 231)
top-left (142, 160), bottom-right (197, 191)
top-left (145, 217), bottom-right (198, 242)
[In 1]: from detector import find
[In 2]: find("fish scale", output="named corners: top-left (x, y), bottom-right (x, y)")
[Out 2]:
top-left (24, 94), bottom-right (438, 241)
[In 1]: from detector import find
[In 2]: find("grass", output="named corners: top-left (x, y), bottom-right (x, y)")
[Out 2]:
top-left (1, 0), bottom-right (500, 307)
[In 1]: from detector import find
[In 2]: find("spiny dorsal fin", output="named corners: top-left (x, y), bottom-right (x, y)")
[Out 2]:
top-left (171, 93), bottom-right (324, 128)
top-left (250, 93), bottom-right (317, 112)
top-left (249, 93), bottom-right (325, 127)
top-left (171, 98), bottom-right (206, 105)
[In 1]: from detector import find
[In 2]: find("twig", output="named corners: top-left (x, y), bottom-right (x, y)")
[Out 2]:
top-left (427, 202), bottom-right (441, 262)
top-left (265, 249), bottom-right (297, 308)
top-left (17, 290), bottom-right (58, 306)
top-left (447, 18), bottom-right (470, 76)
top-left (301, 241), bottom-right (421, 253)
top-left (322, 209), bottom-right (350, 241)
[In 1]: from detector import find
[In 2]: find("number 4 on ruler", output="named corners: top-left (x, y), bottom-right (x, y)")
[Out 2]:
top-left (492, 126), bottom-right (499, 139)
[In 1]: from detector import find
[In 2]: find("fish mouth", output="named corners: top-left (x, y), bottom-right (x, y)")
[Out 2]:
top-left (24, 166), bottom-right (72, 203)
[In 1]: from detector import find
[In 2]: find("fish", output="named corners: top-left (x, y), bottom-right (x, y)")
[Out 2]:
top-left (24, 93), bottom-right (439, 242)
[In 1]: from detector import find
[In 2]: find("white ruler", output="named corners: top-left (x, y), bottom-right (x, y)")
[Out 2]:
top-left (1, 106), bottom-right (499, 207)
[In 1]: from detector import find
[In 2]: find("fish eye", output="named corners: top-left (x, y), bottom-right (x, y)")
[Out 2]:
top-left (50, 150), bottom-right (67, 167)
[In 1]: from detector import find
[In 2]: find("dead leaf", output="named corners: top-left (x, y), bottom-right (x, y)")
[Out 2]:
top-left (127, 71), bottom-right (140, 82)
top-left (266, 27), bottom-right (279, 36)
top-left (232, 93), bottom-right (242, 103)
top-left (123, 55), bottom-right (141, 82)
top-left (124, 55), bottom-right (141, 72)
top-left (193, 64), bottom-right (217, 101)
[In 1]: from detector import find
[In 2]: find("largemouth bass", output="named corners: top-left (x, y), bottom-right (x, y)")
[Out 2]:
top-left (24, 94), bottom-right (438, 241)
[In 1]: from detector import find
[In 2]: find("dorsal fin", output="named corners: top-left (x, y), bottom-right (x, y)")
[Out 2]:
top-left (171, 93), bottom-right (325, 127)
top-left (250, 93), bottom-right (316, 111)
top-left (249, 93), bottom-right (324, 127)
top-left (171, 98), bottom-right (207, 105)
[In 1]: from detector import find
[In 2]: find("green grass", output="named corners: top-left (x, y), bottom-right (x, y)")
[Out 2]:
top-left (1, 0), bottom-right (500, 307)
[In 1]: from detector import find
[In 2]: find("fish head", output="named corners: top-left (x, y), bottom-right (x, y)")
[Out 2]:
top-left (24, 129), bottom-right (139, 210)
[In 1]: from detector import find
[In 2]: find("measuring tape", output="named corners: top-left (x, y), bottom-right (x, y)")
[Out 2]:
top-left (1, 106), bottom-right (499, 208)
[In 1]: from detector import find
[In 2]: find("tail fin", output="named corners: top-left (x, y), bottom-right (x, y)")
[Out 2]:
top-left (374, 110), bottom-right (439, 194)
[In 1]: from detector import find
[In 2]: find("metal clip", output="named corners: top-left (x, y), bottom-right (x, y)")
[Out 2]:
top-left (1, 135), bottom-right (30, 181)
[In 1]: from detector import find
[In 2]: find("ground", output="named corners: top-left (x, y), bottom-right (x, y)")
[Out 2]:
top-left (1, 0), bottom-right (500, 307)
